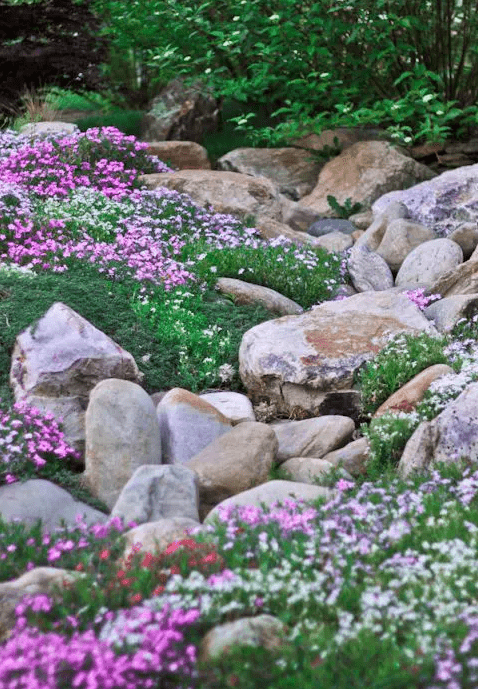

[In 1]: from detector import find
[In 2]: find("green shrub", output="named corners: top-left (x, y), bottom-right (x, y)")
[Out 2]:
top-left (91, 0), bottom-right (478, 145)
top-left (75, 110), bottom-right (144, 137)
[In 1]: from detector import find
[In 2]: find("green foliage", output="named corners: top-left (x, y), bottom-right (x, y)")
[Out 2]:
top-left (327, 196), bottom-right (363, 219)
top-left (130, 284), bottom-right (272, 393)
top-left (356, 332), bottom-right (450, 417)
top-left (362, 413), bottom-right (421, 477)
top-left (186, 242), bottom-right (344, 310)
top-left (88, 0), bottom-right (478, 145)
top-left (75, 110), bottom-right (144, 137)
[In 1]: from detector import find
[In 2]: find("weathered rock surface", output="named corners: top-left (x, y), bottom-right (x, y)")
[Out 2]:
top-left (0, 479), bottom-right (107, 530)
top-left (83, 379), bottom-right (162, 510)
top-left (157, 388), bottom-right (233, 465)
top-left (398, 381), bottom-right (478, 477)
top-left (146, 141), bottom-right (211, 169)
top-left (280, 457), bottom-right (352, 484)
top-left (300, 141), bottom-right (435, 216)
top-left (376, 219), bottom-right (436, 272)
top-left (321, 437), bottom-right (370, 476)
top-left (395, 238), bottom-right (463, 287)
top-left (140, 170), bottom-right (284, 224)
top-left (347, 244), bottom-right (394, 292)
top-left (198, 391), bottom-right (256, 423)
top-left (186, 422), bottom-right (278, 518)
top-left (270, 416), bottom-right (355, 464)
top-left (120, 517), bottom-right (202, 561)
top-left (373, 162), bottom-right (478, 236)
top-left (199, 614), bottom-right (287, 661)
top-left (424, 295), bottom-right (478, 333)
top-left (374, 364), bottom-right (455, 417)
top-left (10, 302), bottom-right (141, 456)
top-left (217, 147), bottom-right (322, 200)
top-left (111, 464), bottom-right (200, 526)
top-left (141, 78), bottom-right (219, 142)
top-left (239, 291), bottom-right (438, 417)
top-left (205, 481), bottom-right (335, 524)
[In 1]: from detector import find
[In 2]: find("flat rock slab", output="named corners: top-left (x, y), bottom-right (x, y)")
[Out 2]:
top-left (239, 291), bottom-right (438, 416)
top-left (216, 277), bottom-right (303, 316)
top-left (0, 479), bottom-right (107, 531)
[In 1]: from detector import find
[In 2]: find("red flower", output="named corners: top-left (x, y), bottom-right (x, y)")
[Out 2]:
top-left (99, 549), bottom-right (110, 560)
top-left (130, 593), bottom-right (142, 604)
top-left (152, 585), bottom-right (165, 596)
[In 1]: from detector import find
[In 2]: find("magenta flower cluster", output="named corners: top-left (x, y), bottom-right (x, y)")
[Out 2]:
top-left (0, 400), bottom-right (80, 484)
top-left (405, 287), bottom-right (441, 310)
top-left (0, 127), bottom-right (171, 200)
top-left (0, 597), bottom-right (199, 689)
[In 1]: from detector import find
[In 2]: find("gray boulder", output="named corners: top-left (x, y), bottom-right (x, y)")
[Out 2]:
top-left (10, 302), bottom-right (141, 457)
top-left (0, 479), bottom-right (107, 530)
top-left (111, 464), bottom-right (200, 526)
top-left (376, 219), bottom-right (436, 272)
top-left (347, 244), bottom-right (394, 292)
top-left (307, 218), bottom-right (357, 237)
top-left (83, 379), bottom-right (162, 510)
top-left (373, 162), bottom-right (478, 236)
top-left (398, 381), bottom-right (478, 477)
top-left (215, 277), bottom-right (303, 316)
top-left (157, 388), bottom-right (233, 465)
top-left (395, 238), bottom-right (463, 287)
top-left (270, 416), bottom-right (355, 464)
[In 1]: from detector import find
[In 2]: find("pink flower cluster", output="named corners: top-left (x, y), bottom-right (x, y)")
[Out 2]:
top-left (0, 400), bottom-right (80, 484)
top-left (405, 287), bottom-right (441, 310)
top-left (0, 598), bottom-right (199, 689)
top-left (0, 127), bottom-right (171, 200)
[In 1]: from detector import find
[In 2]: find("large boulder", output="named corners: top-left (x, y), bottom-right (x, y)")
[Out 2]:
top-left (204, 480), bottom-right (335, 524)
top-left (375, 219), bottom-right (437, 272)
top-left (83, 379), bottom-right (162, 510)
top-left (140, 169), bottom-right (285, 225)
top-left (300, 141), bottom-right (435, 216)
top-left (140, 78), bottom-right (219, 143)
top-left (372, 163), bottom-right (478, 236)
top-left (9, 302), bottom-right (141, 456)
top-left (239, 291), bottom-right (439, 417)
top-left (217, 147), bottom-right (322, 200)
